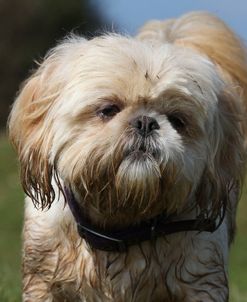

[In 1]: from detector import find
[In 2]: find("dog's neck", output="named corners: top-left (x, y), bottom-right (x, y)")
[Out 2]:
top-left (64, 186), bottom-right (220, 252)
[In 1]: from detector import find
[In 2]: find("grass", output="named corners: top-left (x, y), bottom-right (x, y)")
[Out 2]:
top-left (229, 182), bottom-right (247, 302)
top-left (0, 133), bottom-right (246, 301)
top-left (0, 133), bottom-right (23, 301)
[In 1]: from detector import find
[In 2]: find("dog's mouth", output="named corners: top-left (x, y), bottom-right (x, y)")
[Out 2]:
top-left (123, 138), bottom-right (161, 162)
top-left (135, 141), bottom-right (148, 154)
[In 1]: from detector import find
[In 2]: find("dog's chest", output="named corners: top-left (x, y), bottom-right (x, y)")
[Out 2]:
top-left (24, 201), bottom-right (229, 301)
top-left (52, 240), bottom-right (171, 301)
top-left (49, 231), bottom-right (227, 302)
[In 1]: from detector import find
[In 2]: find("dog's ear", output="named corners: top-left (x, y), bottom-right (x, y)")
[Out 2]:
top-left (9, 36), bottom-right (88, 209)
top-left (196, 90), bottom-right (245, 224)
top-left (8, 69), bottom-right (56, 209)
top-left (139, 12), bottom-right (247, 223)
top-left (7, 39), bottom-right (70, 209)
top-left (171, 12), bottom-right (247, 222)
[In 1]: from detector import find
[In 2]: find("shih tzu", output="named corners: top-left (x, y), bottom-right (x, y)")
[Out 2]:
top-left (9, 11), bottom-right (247, 302)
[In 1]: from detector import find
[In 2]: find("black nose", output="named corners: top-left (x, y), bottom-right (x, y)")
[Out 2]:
top-left (130, 115), bottom-right (160, 136)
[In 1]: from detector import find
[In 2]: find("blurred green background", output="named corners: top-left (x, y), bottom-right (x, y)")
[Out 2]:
top-left (0, 0), bottom-right (246, 301)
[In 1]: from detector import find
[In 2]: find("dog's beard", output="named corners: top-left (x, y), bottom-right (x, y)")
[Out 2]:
top-left (116, 152), bottom-right (161, 211)
top-left (66, 130), bottom-right (192, 225)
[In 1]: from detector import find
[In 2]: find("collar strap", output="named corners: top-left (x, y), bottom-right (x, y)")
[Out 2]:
top-left (64, 187), bottom-right (218, 252)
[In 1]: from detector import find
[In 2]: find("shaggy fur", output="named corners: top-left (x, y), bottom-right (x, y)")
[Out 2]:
top-left (9, 12), bottom-right (247, 301)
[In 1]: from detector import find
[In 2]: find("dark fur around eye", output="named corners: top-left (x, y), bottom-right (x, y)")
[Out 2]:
top-left (167, 114), bottom-right (186, 131)
top-left (97, 104), bottom-right (121, 120)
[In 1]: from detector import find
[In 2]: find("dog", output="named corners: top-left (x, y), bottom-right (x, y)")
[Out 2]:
top-left (9, 11), bottom-right (247, 301)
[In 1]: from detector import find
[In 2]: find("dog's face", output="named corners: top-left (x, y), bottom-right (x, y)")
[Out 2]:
top-left (9, 35), bottom-right (244, 226)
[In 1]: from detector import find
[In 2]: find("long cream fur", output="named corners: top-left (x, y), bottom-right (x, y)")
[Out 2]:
top-left (9, 12), bottom-right (247, 301)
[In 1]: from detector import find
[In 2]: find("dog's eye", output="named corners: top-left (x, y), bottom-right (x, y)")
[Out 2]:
top-left (167, 114), bottom-right (186, 131)
top-left (98, 104), bottom-right (121, 120)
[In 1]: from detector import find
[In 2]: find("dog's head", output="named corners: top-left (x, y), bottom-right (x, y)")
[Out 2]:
top-left (9, 16), bottom-right (246, 227)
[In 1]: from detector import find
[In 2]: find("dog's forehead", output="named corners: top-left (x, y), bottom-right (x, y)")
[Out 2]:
top-left (55, 36), bottom-right (222, 118)
top-left (80, 37), bottom-right (221, 104)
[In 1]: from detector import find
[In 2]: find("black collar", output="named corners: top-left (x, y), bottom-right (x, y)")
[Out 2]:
top-left (64, 187), bottom-right (220, 252)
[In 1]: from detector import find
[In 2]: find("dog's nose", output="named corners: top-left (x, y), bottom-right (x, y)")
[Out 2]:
top-left (130, 115), bottom-right (160, 136)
